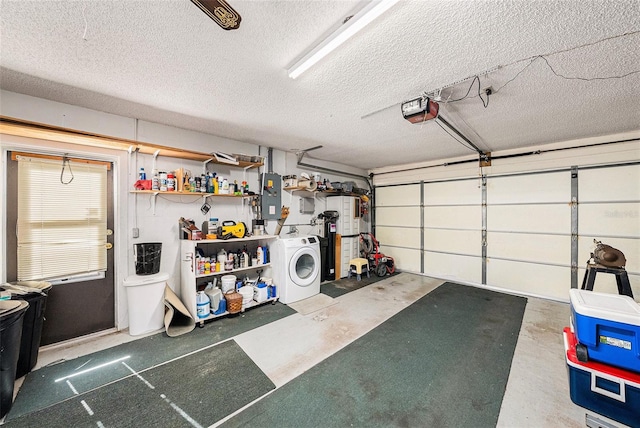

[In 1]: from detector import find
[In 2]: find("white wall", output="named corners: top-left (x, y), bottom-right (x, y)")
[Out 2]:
top-left (371, 131), bottom-right (640, 302)
top-left (0, 90), bottom-right (368, 333)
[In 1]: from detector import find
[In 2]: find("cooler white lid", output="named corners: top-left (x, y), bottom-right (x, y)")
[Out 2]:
top-left (569, 289), bottom-right (640, 327)
top-left (123, 271), bottom-right (170, 286)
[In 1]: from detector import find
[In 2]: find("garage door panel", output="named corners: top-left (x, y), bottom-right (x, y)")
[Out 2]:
top-left (487, 259), bottom-right (571, 301)
top-left (576, 268), bottom-right (640, 299)
top-left (578, 236), bottom-right (640, 274)
top-left (579, 164), bottom-right (640, 202)
top-left (487, 204), bottom-right (569, 234)
top-left (376, 206), bottom-right (420, 227)
top-left (487, 232), bottom-right (570, 265)
top-left (487, 172), bottom-right (569, 204)
top-left (424, 229), bottom-right (481, 256)
top-left (376, 226), bottom-right (421, 249)
top-left (380, 246), bottom-right (421, 272)
top-left (424, 205), bottom-right (482, 230)
top-left (579, 203), bottom-right (640, 238)
top-left (376, 185), bottom-right (420, 207)
top-left (424, 251), bottom-right (482, 283)
top-left (423, 179), bottom-right (481, 205)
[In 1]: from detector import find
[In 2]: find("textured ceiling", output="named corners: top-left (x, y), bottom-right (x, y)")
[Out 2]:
top-left (1, 0), bottom-right (639, 170)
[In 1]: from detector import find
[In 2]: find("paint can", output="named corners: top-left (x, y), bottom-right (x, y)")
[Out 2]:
top-left (220, 275), bottom-right (236, 293)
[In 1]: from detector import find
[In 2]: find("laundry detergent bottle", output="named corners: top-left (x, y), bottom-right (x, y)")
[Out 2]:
top-left (196, 291), bottom-right (210, 318)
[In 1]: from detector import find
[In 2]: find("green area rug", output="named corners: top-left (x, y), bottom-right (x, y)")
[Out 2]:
top-left (223, 282), bottom-right (527, 427)
top-left (4, 340), bottom-right (275, 428)
top-left (8, 302), bottom-right (295, 420)
top-left (321, 271), bottom-right (398, 298)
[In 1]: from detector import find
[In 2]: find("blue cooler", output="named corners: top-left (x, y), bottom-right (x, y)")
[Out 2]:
top-left (564, 327), bottom-right (640, 427)
top-left (569, 289), bottom-right (640, 373)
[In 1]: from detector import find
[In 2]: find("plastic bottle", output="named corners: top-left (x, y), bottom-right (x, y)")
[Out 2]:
top-left (213, 176), bottom-right (219, 194)
top-left (217, 249), bottom-right (227, 264)
top-left (196, 291), bottom-right (210, 318)
top-left (242, 250), bottom-right (249, 268)
top-left (160, 171), bottom-right (168, 191)
top-left (256, 246), bottom-right (264, 266)
top-left (200, 174), bottom-right (207, 193)
top-left (221, 178), bottom-right (229, 194)
top-left (167, 173), bottom-right (175, 191)
top-left (138, 167), bottom-right (146, 180)
top-left (152, 172), bottom-right (159, 190)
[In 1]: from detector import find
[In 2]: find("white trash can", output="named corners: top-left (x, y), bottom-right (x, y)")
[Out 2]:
top-left (123, 272), bottom-right (169, 336)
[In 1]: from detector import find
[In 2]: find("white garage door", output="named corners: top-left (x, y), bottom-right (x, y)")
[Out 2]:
top-left (423, 178), bottom-right (483, 283)
top-left (577, 164), bottom-right (640, 297)
top-left (374, 163), bottom-right (639, 301)
top-left (374, 184), bottom-right (421, 272)
top-left (486, 171), bottom-right (572, 299)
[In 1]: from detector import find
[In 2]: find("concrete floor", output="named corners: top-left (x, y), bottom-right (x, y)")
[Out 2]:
top-left (6, 273), bottom-right (629, 427)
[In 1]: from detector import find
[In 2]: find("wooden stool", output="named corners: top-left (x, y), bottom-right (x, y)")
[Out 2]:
top-left (348, 258), bottom-right (370, 281)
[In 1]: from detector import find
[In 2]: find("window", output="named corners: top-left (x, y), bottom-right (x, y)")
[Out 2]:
top-left (16, 154), bottom-right (108, 281)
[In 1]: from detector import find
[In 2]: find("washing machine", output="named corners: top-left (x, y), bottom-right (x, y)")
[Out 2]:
top-left (270, 235), bottom-right (321, 304)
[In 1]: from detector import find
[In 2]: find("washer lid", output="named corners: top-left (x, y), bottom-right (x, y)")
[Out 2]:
top-left (123, 271), bottom-right (170, 286)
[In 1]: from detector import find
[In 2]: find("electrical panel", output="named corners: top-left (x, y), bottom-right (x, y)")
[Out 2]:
top-left (260, 173), bottom-right (281, 220)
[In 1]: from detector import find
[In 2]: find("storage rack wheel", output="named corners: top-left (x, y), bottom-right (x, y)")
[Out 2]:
top-left (199, 320), bottom-right (205, 328)
top-left (575, 343), bottom-right (589, 362)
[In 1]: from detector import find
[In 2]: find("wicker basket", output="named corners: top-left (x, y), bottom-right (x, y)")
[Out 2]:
top-left (225, 291), bottom-right (243, 314)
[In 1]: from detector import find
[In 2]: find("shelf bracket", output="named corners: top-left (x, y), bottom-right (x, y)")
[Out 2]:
top-left (203, 157), bottom-right (215, 174)
top-left (152, 191), bottom-right (159, 215)
top-left (152, 149), bottom-right (160, 172)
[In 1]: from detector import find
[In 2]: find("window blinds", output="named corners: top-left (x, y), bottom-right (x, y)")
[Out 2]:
top-left (17, 155), bottom-right (108, 281)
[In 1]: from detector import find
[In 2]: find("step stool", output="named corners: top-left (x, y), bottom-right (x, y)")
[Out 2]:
top-left (580, 263), bottom-right (634, 298)
top-left (348, 258), bottom-right (370, 281)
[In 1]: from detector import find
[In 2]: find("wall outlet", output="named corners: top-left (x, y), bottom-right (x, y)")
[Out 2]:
top-left (132, 227), bottom-right (139, 238)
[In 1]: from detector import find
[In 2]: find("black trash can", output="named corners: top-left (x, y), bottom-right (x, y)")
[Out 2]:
top-left (134, 242), bottom-right (162, 275)
top-left (3, 281), bottom-right (52, 379)
top-left (0, 299), bottom-right (29, 418)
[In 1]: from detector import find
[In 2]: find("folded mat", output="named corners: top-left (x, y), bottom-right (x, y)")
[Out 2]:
top-left (163, 285), bottom-right (195, 337)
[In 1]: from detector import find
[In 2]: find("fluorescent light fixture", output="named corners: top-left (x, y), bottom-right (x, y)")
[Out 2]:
top-left (287, 0), bottom-right (400, 79)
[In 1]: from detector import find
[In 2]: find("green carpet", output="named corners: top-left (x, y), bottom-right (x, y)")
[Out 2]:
top-left (8, 301), bottom-right (295, 420)
top-left (321, 271), bottom-right (398, 298)
top-left (4, 340), bottom-right (275, 428)
top-left (223, 282), bottom-right (527, 428)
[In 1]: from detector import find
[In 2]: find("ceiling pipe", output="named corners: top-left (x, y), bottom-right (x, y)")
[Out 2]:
top-left (296, 152), bottom-right (372, 192)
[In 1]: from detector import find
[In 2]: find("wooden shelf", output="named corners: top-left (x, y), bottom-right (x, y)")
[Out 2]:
top-left (130, 190), bottom-right (254, 197)
top-left (0, 116), bottom-right (264, 168)
top-left (192, 235), bottom-right (277, 244)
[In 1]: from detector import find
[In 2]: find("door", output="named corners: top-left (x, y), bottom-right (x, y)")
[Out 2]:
top-left (6, 152), bottom-right (115, 345)
top-left (289, 247), bottom-right (320, 287)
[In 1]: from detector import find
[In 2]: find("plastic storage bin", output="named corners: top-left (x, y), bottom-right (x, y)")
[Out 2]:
top-left (564, 327), bottom-right (640, 427)
top-left (569, 289), bottom-right (640, 372)
top-left (0, 300), bottom-right (29, 418)
top-left (123, 272), bottom-right (169, 336)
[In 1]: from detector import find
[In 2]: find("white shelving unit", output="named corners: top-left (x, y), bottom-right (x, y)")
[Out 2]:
top-left (180, 235), bottom-right (279, 326)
